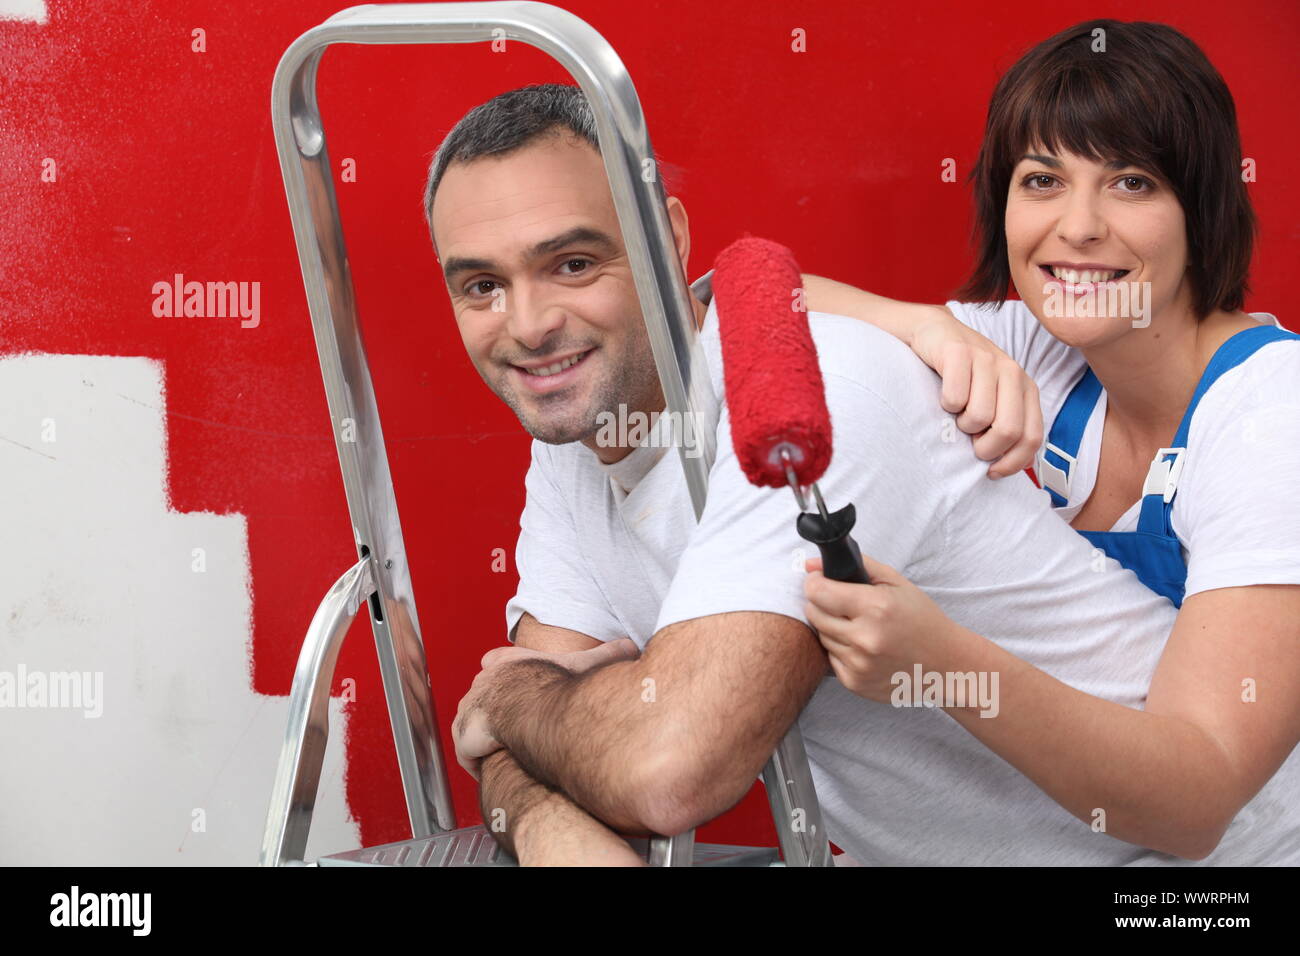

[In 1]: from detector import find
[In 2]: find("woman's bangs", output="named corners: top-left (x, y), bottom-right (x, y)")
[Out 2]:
top-left (1003, 67), bottom-right (1164, 179)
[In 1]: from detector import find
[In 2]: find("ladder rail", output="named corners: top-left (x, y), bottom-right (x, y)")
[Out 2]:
top-left (269, 0), bottom-right (831, 866)
top-left (260, 557), bottom-right (377, 866)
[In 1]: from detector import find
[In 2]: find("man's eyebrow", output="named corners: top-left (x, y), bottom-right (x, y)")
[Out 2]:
top-left (527, 226), bottom-right (619, 259)
top-left (441, 254), bottom-right (496, 284)
top-left (441, 226), bottom-right (621, 284)
top-left (1018, 153), bottom-right (1136, 171)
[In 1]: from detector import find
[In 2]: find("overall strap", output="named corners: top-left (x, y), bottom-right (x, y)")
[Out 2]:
top-left (1137, 324), bottom-right (1300, 536)
top-left (1037, 367), bottom-right (1103, 507)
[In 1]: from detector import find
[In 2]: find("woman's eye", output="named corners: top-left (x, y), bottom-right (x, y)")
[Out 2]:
top-left (1118, 175), bottom-right (1153, 193)
top-left (1023, 173), bottom-right (1056, 189)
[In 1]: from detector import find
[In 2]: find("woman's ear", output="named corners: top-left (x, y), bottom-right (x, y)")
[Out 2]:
top-left (665, 195), bottom-right (691, 279)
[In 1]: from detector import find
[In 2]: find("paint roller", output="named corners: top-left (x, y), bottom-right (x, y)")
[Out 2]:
top-left (712, 236), bottom-right (871, 586)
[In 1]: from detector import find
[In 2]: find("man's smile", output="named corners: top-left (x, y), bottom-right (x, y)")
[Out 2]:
top-left (510, 347), bottom-right (597, 394)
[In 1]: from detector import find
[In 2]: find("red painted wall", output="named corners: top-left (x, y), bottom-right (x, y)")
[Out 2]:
top-left (2, 0), bottom-right (1295, 853)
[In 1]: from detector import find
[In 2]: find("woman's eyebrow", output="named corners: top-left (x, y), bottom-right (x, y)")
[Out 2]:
top-left (1019, 153), bottom-right (1061, 168)
top-left (1018, 153), bottom-right (1138, 171)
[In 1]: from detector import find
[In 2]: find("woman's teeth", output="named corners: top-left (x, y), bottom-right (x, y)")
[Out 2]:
top-left (1047, 266), bottom-right (1129, 283)
top-left (522, 350), bottom-right (589, 377)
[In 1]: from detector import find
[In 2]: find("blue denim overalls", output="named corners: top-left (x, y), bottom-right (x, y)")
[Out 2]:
top-left (1035, 324), bottom-right (1300, 607)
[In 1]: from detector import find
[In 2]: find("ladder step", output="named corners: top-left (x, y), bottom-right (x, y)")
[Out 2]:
top-left (316, 827), bottom-right (781, 867)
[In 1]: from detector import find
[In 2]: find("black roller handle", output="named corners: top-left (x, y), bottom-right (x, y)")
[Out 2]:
top-left (796, 501), bottom-right (871, 585)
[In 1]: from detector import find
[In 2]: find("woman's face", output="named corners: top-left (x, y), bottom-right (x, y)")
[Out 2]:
top-left (1004, 144), bottom-right (1192, 348)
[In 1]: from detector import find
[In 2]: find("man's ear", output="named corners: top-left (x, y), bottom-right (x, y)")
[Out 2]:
top-left (665, 195), bottom-right (691, 281)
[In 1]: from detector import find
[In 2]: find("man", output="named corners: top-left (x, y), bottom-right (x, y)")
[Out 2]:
top-left (424, 84), bottom-right (1189, 866)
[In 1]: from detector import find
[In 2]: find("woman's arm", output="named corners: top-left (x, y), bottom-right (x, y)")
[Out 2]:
top-left (801, 274), bottom-right (1044, 478)
top-left (801, 274), bottom-right (953, 347)
top-left (940, 584), bottom-right (1300, 858)
top-left (805, 554), bottom-right (1300, 859)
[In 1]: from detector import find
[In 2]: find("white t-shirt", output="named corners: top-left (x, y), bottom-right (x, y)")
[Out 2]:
top-left (944, 299), bottom-right (1300, 599)
top-left (502, 278), bottom-right (1300, 865)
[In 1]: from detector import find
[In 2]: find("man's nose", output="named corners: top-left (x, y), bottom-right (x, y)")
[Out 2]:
top-left (506, 284), bottom-right (567, 350)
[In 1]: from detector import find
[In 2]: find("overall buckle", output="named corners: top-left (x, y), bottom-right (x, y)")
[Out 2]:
top-left (1142, 447), bottom-right (1186, 503)
top-left (1036, 441), bottom-right (1077, 500)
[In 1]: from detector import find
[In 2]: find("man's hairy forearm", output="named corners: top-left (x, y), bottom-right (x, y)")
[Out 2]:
top-left (478, 749), bottom-right (649, 863)
top-left (486, 614), bottom-right (826, 836)
top-left (489, 657), bottom-right (668, 833)
top-left (477, 749), bottom-right (556, 858)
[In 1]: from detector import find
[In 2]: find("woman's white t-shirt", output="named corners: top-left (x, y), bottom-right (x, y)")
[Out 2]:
top-left (944, 299), bottom-right (1300, 600)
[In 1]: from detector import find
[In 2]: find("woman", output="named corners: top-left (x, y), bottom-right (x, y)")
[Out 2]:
top-left (801, 18), bottom-right (1300, 862)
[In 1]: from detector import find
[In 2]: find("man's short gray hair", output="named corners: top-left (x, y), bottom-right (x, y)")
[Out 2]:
top-left (422, 82), bottom-right (666, 240)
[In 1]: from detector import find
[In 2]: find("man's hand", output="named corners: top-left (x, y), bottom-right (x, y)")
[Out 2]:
top-left (453, 638), bottom-right (642, 780)
top-left (453, 665), bottom-right (506, 780)
top-left (481, 637), bottom-right (641, 675)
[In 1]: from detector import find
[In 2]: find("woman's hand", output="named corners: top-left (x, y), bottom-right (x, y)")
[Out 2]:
top-left (798, 275), bottom-right (1042, 479)
top-left (909, 310), bottom-right (1044, 478)
top-left (802, 553), bottom-right (966, 703)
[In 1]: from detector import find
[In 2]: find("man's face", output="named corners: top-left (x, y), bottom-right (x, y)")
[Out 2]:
top-left (1004, 143), bottom-right (1191, 346)
top-left (430, 133), bottom-right (666, 457)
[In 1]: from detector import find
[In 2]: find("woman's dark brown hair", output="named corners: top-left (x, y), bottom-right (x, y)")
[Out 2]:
top-left (954, 19), bottom-right (1255, 319)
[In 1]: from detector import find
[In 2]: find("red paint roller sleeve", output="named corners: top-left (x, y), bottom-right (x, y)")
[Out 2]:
top-left (712, 235), bottom-right (871, 586)
top-left (712, 236), bottom-right (833, 489)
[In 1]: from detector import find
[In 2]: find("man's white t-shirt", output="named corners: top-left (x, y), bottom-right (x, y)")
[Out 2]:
top-left (502, 277), bottom-right (1300, 865)
top-left (944, 298), bottom-right (1300, 599)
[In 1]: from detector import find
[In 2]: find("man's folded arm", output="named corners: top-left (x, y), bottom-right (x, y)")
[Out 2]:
top-left (490, 608), bottom-right (828, 837)
top-left (478, 613), bottom-right (655, 861)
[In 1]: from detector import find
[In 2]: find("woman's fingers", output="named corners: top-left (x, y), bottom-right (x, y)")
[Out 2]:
top-left (937, 341), bottom-right (974, 415)
top-left (805, 558), bottom-right (896, 619)
top-left (918, 321), bottom-right (1039, 477)
top-left (944, 353), bottom-right (1044, 477)
top-left (803, 573), bottom-right (861, 620)
top-left (971, 363), bottom-right (1025, 466)
top-left (804, 598), bottom-right (851, 649)
top-left (989, 380), bottom-right (1045, 478)
top-left (954, 350), bottom-right (997, 435)
top-left (806, 553), bottom-right (901, 587)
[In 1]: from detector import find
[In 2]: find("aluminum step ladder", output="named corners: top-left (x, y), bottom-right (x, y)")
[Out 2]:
top-left (258, 0), bottom-right (833, 868)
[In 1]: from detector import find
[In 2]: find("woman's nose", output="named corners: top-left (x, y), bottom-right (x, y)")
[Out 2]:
top-left (1055, 190), bottom-right (1107, 246)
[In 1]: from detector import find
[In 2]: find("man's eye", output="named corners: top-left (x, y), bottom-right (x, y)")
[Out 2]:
top-left (559, 258), bottom-right (592, 276)
top-left (466, 279), bottom-right (499, 297)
